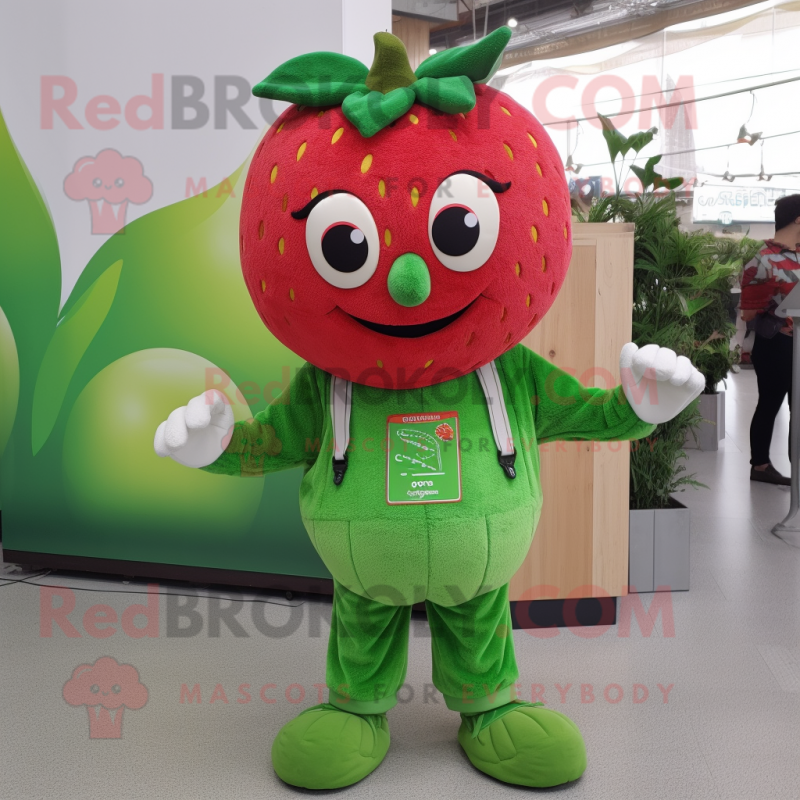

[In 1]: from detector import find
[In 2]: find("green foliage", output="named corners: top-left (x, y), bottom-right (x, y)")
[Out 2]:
top-left (597, 115), bottom-right (667, 195)
top-left (586, 116), bottom-right (745, 508)
top-left (630, 403), bottom-right (706, 510)
top-left (629, 154), bottom-right (682, 192)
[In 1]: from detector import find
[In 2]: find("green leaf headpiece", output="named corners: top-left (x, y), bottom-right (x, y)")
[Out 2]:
top-left (252, 27), bottom-right (512, 137)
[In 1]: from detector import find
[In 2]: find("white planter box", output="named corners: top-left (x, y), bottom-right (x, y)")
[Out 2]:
top-left (685, 391), bottom-right (725, 451)
top-left (629, 500), bottom-right (690, 593)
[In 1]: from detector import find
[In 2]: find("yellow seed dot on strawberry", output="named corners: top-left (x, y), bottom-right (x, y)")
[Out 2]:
top-left (276, 122), bottom-right (285, 134)
top-left (311, 187), bottom-right (319, 199)
top-left (515, 262), bottom-right (521, 276)
top-left (458, 112), bottom-right (466, 119)
top-left (500, 106), bottom-right (511, 115)
top-left (531, 226), bottom-right (538, 243)
top-left (377, 359), bottom-right (383, 368)
top-left (526, 295), bottom-right (531, 307)
top-left (258, 221), bottom-right (264, 240)
top-left (424, 359), bottom-right (433, 369)
top-left (409, 113), bottom-right (419, 124)
top-left (449, 130), bottom-right (457, 141)
top-left (261, 280), bottom-right (266, 292)
top-left (332, 127), bottom-right (344, 144)
top-left (379, 179), bottom-right (386, 198)
top-left (317, 110), bottom-right (325, 117)
top-left (281, 193), bottom-right (288, 212)
top-left (503, 143), bottom-right (513, 160)
top-left (278, 237), bottom-right (285, 255)
top-left (411, 186), bottom-right (420, 207)
top-left (542, 256), bottom-right (547, 271)
top-left (527, 132), bottom-right (538, 147)
top-left (543, 199), bottom-right (549, 216)
top-left (289, 288), bottom-right (295, 301)
top-left (361, 154), bottom-right (373, 173)
top-left (270, 164), bottom-right (278, 183)
top-left (385, 229), bottom-right (392, 246)
top-left (296, 142), bottom-right (307, 161)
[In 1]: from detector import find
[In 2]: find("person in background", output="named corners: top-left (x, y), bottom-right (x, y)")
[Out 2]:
top-left (740, 194), bottom-right (800, 485)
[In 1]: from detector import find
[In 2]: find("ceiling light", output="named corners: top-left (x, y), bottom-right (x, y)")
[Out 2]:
top-left (507, 17), bottom-right (518, 27)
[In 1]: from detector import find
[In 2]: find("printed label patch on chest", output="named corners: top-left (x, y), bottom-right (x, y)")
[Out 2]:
top-left (386, 411), bottom-right (462, 505)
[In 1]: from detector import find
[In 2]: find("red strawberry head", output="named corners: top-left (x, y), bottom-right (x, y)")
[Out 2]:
top-left (242, 28), bottom-right (571, 390)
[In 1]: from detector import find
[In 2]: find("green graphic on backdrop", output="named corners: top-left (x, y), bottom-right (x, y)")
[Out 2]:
top-left (0, 106), bottom-right (328, 579)
top-left (386, 412), bottom-right (462, 504)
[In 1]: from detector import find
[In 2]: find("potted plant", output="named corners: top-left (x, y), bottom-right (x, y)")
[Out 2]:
top-left (575, 116), bottom-right (708, 592)
top-left (684, 235), bottom-right (762, 449)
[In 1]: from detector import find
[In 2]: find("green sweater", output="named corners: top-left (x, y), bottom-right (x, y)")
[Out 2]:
top-left (204, 345), bottom-right (654, 606)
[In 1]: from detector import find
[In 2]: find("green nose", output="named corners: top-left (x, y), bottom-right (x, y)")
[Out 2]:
top-left (387, 253), bottom-right (431, 307)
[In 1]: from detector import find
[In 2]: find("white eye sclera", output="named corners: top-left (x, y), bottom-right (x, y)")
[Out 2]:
top-left (428, 173), bottom-right (501, 272)
top-left (305, 193), bottom-right (380, 289)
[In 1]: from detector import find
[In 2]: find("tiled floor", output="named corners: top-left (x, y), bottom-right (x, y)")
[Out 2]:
top-left (1, 369), bottom-right (799, 799)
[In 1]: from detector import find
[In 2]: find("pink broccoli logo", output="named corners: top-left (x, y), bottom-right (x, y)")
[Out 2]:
top-left (64, 149), bottom-right (153, 235)
top-left (62, 656), bottom-right (148, 739)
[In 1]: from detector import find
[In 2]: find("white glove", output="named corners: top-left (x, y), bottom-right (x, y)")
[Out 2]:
top-left (620, 343), bottom-right (705, 425)
top-left (154, 389), bottom-right (234, 468)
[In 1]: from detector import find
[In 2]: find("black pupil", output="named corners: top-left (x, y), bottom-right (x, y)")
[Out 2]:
top-left (432, 206), bottom-right (480, 257)
top-left (321, 224), bottom-right (368, 273)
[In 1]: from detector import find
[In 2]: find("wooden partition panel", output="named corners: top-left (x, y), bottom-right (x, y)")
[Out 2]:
top-left (391, 16), bottom-right (432, 70)
top-left (509, 223), bottom-right (635, 601)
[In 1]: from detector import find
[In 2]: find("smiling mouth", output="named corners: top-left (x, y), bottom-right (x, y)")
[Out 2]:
top-left (346, 299), bottom-right (476, 338)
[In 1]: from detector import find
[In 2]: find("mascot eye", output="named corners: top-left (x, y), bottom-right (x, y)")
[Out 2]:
top-left (431, 205), bottom-right (480, 257)
top-left (428, 173), bottom-right (500, 272)
top-left (321, 223), bottom-right (368, 273)
top-left (305, 193), bottom-right (379, 289)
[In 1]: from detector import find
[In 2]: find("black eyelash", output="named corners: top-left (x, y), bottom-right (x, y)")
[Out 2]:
top-left (446, 170), bottom-right (511, 194)
top-left (291, 190), bottom-right (347, 219)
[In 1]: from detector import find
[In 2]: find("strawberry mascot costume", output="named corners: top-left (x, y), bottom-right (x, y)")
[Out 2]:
top-left (155, 28), bottom-right (704, 790)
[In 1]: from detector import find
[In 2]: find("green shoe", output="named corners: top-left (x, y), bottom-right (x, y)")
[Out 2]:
top-left (271, 703), bottom-right (390, 789)
top-left (458, 701), bottom-right (586, 787)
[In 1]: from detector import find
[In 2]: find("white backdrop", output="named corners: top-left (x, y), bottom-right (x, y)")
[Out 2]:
top-left (495, 0), bottom-right (800, 236)
top-left (0, 0), bottom-right (391, 305)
